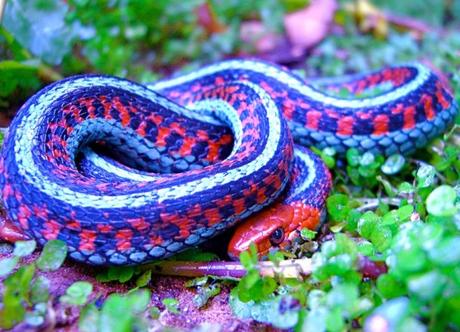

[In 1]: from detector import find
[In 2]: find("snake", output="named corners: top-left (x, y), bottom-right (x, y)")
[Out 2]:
top-left (0, 59), bottom-right (457, 266)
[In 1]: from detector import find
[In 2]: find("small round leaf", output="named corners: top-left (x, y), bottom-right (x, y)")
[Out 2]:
top-left (60, 281), bottom-right (93, 306)
top-left (426, 185), bottom-right (457, 217)
top-left (36, 240), bottom-right (67, 271)
top-left (13, 240), bottom-right (36, 257)
top-left (381, 154), bottom-right (405, 175)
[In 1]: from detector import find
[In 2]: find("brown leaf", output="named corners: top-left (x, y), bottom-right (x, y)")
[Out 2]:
top-left (195, 2), bottom-right (226, 35)
top-left (240, 20), bottom-right (282, 54)
top-left (284, 0), bottom-right (338, 56)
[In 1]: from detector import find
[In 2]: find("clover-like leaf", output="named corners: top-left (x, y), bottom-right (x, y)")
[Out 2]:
top-left (36, 240), bottom-right (67, 271)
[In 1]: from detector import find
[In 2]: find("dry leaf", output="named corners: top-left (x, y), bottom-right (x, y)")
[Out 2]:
top-left (195, 2), bottom-right (226, 35)
top-left (284, 0), bottom-right (338, 56)
top-left (240, 20), bottom-right (282, 54)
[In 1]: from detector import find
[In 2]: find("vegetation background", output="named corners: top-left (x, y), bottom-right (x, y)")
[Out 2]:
top-left (0, 0), bottom-right (459, 331)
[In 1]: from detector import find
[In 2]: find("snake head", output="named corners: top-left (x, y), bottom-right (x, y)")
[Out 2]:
top-left (227, 200), bottom-right (321, 260)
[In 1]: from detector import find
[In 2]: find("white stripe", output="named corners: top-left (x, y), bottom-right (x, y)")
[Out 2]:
top-left (81, 100), bottom-right (241, 181)
top-left (82, 147), bottom-right (158, 182)
top-left (14, 77), bottom-right (281, 208)
top-left (188, 100), bottom-right (242, 158)
top-left (291, 149), bottom-right (316, 197)
top-left (148, 60), bottom-right (430, 108)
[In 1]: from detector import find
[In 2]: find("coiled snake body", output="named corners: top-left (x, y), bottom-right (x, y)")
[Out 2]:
top-left (0, 60), bottom-right (457, 265)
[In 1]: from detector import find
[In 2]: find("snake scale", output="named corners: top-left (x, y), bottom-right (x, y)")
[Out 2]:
top-left (0, 59), bottom-right (457, 265)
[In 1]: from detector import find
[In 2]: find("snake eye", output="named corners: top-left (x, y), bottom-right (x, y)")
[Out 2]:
top-left (269, 227), bottom-right (285, 246)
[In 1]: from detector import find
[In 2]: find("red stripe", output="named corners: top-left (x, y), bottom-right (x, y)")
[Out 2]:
top-left (306, 110), bottom-right (321, 129)
top-left (421, 94), bottom-right (435, 120)
top-left (373, 114), bottom-right (389, 135)
top-left (403, 106), bottom-right (416, 129)
top-left (337, 116), bottom-right (354, 136)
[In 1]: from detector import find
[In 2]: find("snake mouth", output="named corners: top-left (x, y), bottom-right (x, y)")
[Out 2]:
top-left (227, 200), bottom-right (324, 260)
top-left (227, 202), bottom-right (294, 260)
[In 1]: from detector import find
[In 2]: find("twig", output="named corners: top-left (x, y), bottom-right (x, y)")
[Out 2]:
top-left (146, 258), bottom-right (313, 279)
top-left (384, 13), bottom-right (432, 35)
top-left (409, 158), bottom-right (448, 183)
top-left (38, 64), bottom-right (63, 82)
top-left (355, 197), bottom-right (412, 211)
top-left (0, 0), bottom-right (6, 24)
top-left (147, 255), bottom-right (387, 280)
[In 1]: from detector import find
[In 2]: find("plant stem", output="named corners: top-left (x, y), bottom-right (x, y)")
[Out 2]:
top-left (145, 258), bottom-right (313, 279)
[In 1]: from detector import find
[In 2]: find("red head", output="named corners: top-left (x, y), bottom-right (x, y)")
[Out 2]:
top-left (227, 200), bottom-right (321, 260)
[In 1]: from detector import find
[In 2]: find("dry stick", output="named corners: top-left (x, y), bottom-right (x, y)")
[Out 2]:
top-left (147, 255), bottom-right (386, 279)
top-left (384, 13), bottom-right (432, 35)
top-left (146, 258), bottom-right (313, 279)
top-left (0, 0), bottom-right (5, 24)
top-left (355, 197), bottom-right (410, 211)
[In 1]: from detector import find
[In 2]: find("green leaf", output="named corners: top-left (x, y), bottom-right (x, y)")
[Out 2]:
top-left (6, 263), bottom-right (35, 302)
top-left (327, 194), bottom-right (350, 222)
top-left (3, 0), bottom-right (80, 64)
top-left (396, 205), bottom-right (414, 221)
top-left (0, 27), bottom-right (30, 60)
top-left (24, 305), bottom-right (45, 327)
top-left (162, 298), bottom-right (180, 314)
top-left (381, 154), bottom-right (406, 175)
top-left (135, 270), bottom-right (152, 288)
top-left (150, 306), bottom-right (161, 319)
top-left (335, 233), bottom-right (358, 257)
top-left (79, 304), bottom-right (100, 332)
top-left (377, 175), bottom-right (396, 197)
top-left (60, 281), bottom-right (93, 306)
top-left (325, 306), bottom-right (345, 332)
top-left (376, 274), bottom-right (406, 298)
top-left (0, 60), bottom-right (40, 98)
top-left (239, 243), bottom-right (258, 270)
top-left (347, 165), bottom-right (362, 185)
top-left (357, 211), bottom-right (379, 239)
top-left (237, 270), bottom-right (278, 303)
top-left (357, 241), bottom-right (375, 256)
top-left (230, 292), bottom-right (300, 329)
top-left (398, 182), bottom-right (414, 194)
top-left (428, 237), bottom-right (460, 266)
top-left (30, 276), bottom-right (50, 304)
top-left (393, 247), bottom-right (427, 274)
top-left (416, 164), bottom-right (436, 188)
top-left (359, 152), bottom-right (376, 167)
top-left (185, 276), bottom-right (209, 288)
top-left (370, 226), bottom-right (393, 252)
top-left (100, 290), bottom-right (150, 332)
top-left (13, 240), bottom-right (36, 257)
top-left (358, 164), bottom-right (376, 178)
top-left (302, 307), bottom-right (327, 332)
top-left (126, 289), bottom-right (150, 314)
top-left (321, 147), bottom-right (336, 168)
top-left (382, 205), bottom-right (414, 226)
top-left (326, 283), bottom-right (358, 309)
top-left (0, 264), bottom-right (36, 329)
top-left (36, 240), bottom-right (67, 271)
top-left (426, 185), bottom-right (458, 217)
top-left (0, 256), bottom-right (19, 277)
top-left (300, 228), bottom-right (317, 240)
top-left (268, 251), bottom-right (285, 264)
top-left (97, 266), bottom-right (134, 283)
top-left (364, 297), bottom-right (410, 331)
top-left (193, 284), bottom-right (221, 308)
top-left (324, 254), bottom-right (355, 276)
top-left (346, 148), bottom-right (360, 167)
top-left (408, 270), bottom-right (447, 301)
